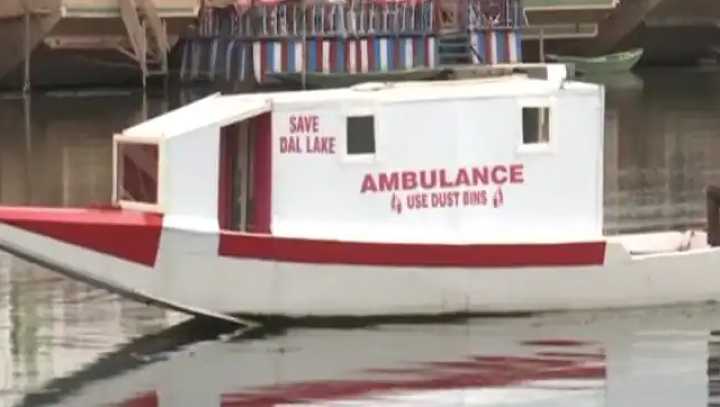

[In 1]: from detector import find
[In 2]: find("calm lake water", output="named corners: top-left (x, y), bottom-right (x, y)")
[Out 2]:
top-left (0, 68), bottom-right (720, 406)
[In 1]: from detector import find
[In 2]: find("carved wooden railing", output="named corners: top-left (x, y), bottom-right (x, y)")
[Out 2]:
top-left (197, 0), bottom-right (524, 39)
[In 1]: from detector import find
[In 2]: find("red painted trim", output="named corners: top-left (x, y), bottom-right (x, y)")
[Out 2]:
top-left (248, 113), bottom-right (272, 234)
top-left (122, 391), bottom-right (158, 407)
top-left (219, 233), bottom-right (606, 267)
top-left (0, 207), bottom-right (163, 267)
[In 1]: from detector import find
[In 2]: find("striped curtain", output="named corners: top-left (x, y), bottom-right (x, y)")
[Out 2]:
top-left (180, 38), bottom-right (252, 82)
top-left (253, 36), bottom-right (437, 82)
top-left (470, 30), bottom-right (522, 65)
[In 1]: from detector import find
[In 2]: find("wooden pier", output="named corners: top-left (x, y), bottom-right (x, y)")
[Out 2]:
top-left (0, 0), bottom-right (198, 89)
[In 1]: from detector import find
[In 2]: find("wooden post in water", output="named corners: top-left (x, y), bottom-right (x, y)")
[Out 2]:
top-left (708, 185), bottom-right (720, 247)
top-left (23, 6), bottom-right (31, 93)
top-left (301, 0), bottom-right (307, 90)
top-left (23, 91), bottom-right (32, 201)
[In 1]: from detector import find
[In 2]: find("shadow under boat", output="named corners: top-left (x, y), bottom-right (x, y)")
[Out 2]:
top-left (14, 311), bottom-right (609, 407)
top-left (15, 317), bottom-right (254, 407)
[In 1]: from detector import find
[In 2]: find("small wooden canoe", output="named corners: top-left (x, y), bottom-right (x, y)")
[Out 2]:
top-left (546, 48), bottom-right (644, 74)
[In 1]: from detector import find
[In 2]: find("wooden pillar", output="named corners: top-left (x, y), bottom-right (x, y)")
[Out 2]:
top-left (22, 90), bottom-right (32, 202)
top-left (23, 8), bottom-right (31, 93)
top-left (708, 186), bottom-right (720, 247)
top-left (301, 0), bottom-right (306, 90)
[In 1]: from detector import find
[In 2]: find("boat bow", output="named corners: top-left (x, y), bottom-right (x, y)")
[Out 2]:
top-left (0, 206), bottom-right (253, 325)
top-left (0, 206), bottom-right (164, 267)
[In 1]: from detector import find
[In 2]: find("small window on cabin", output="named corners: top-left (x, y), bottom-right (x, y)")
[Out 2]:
top-left (347, 116), bottom-right (375, 155)
top-left (522, 107), bottom-right (550, 144)
top-left (116, 142), bottom-right (159, 204)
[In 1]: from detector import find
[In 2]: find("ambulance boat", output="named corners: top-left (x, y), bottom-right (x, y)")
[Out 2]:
top-left (0, 65), bottom-right (719, 321)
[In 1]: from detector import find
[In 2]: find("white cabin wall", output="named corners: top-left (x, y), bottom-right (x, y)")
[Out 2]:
top-left (162, 125), bottom-right (221, 231)
top-left (271, 88), bottom-right (604, 243)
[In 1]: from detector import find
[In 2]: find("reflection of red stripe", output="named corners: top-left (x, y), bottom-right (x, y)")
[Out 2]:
top-left (0, 207), bottom-right (163, 267)
top-left (219, 234), bottom-right (606, 267)
top-left (122, 391), bottom-right (158, 407)
top-left (221, 354), bottom-right (605, 406)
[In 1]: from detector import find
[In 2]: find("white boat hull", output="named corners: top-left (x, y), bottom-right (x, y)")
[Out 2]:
top-left (0, 208), bottom-right (718, 319)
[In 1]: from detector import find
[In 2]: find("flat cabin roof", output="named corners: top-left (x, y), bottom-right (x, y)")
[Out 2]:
top-left (120, 72), bottom-right (601, 141)
top-left (122, 94), bottom-right (271, 140)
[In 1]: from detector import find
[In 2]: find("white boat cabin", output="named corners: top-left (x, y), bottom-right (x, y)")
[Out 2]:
top-left (113, 65), bottom-right (604, 244)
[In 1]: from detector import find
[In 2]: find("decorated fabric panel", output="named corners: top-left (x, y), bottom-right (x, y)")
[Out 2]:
top-left (180, 38), bottom-right (252, 82)
top-left (470, 30), bottom-right (522, 65)
top-left (253, 36), bottom-right (437, 82)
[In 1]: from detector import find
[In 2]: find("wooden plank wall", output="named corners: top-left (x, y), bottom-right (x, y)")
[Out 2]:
top-left (0, 0), bottom-right (61, 18)
top-left (62, 0), bottom-right (199, 16)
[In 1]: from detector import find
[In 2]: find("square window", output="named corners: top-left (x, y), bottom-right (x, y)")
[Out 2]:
top-left (347, 116), bottom-right (375, 155)
top-left (117, 142), bottom-right (159, 204)
top-left (522, 107), bottom-right (550, 144)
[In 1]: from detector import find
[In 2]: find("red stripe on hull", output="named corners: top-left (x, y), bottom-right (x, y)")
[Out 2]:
top-left (219, 233), bottom-right (606, 267)
top-left (122, 391), bottom-right (158, 407)
top-left (0, 207), bottom-right (163, 267)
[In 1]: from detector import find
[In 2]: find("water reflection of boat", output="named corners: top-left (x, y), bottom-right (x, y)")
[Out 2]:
top-left (546, 48), bottom-right (644, 75)
top-left (1, 64), bottom-right (720, 322)
top-left (16, 304), bottom-right (720, 406)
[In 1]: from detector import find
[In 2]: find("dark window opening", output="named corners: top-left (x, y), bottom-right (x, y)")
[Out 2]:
top-left (347, 116), bottom-right (375, 155)
top-left (117, 143), bottom-right (159, 204)
top-left (219, 113), bottom-right (272, 234)
top-left (522, 107), bottom-right (550, 144)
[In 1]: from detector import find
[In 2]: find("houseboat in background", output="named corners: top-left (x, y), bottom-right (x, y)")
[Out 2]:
top-left (181, 0), bottom-right (525, 88)
top-left (0, 0), bottom-right (526, 90)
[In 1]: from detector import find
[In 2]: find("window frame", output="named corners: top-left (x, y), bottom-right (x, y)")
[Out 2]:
top-left (517, 98), bottom-right (556, 155)
top-left (113, 134), bottom-right (165, 213)
top-left (342, 108), bottom-right (378, 163)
